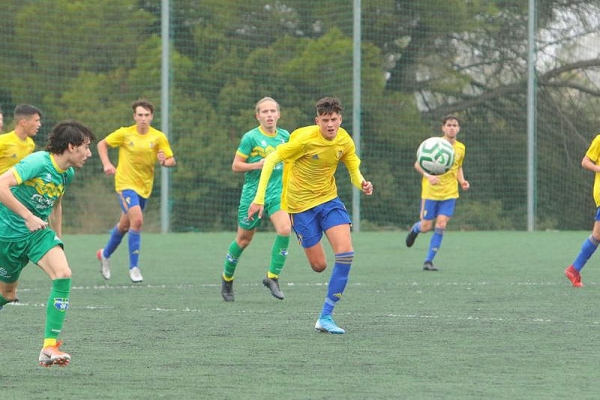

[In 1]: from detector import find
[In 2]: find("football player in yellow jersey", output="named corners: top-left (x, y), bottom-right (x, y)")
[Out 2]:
top-left (565, 133), bottom-right (600, 287)
top-left (248, 97), bottom-right (373, 334)
top-left (96, 100), bottom-right (176, 283)
top-left (0, 104), bottom-right (42, 174)
top-left (406, 116), bottom-right (470, 271)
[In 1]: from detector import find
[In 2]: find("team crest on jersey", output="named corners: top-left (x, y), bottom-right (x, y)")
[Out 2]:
top-left (44, 173), bottom-right (53, 183)
top-left (53, 298), bottom-right (69, 312)
top-left (0, 267), bottom-right (11, 279)
top-left (336, 150), bottom-right (343, 160)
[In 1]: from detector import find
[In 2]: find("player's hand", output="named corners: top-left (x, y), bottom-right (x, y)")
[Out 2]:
top-left (461, 180), bottom-right (470, 191)
top-left (24, 214), bottom-right (48, 232)
top-left (427, 175), bottom-right (440, 185)
top-left (362, 180), bottom-right (373, 196)
top-left (103, 163), bottom-right (116, 175)
top-left (248, 202), bottom-right (264, 220)
top-left (157, 150), bottom-right (166, 166)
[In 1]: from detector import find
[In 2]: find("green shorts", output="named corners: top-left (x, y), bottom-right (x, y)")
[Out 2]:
top-left (238, 195), bottom-right (283, 231)
top-left (0, 228), bottom-right (64, 283)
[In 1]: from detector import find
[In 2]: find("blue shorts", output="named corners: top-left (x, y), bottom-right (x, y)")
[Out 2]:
top-left (290, 197), bottom-right (351, 248)
top-left (422, 198), bottom-right (456, 220)
top-left (117, 190), bottom-right (148, 213)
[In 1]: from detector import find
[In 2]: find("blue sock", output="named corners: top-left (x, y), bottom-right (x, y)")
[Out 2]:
top-left (103, 225), bottom-right (125, 258)
top-left (128, 229), bottom-right (141, 269)
top-left (425, 228), bottom-right (445, 262)
top-left (411, 221), bottom-right (422, 233)
top-left (573, 235), bottom-right (599, 271)
top-left (320, 252), bottom-right (353, 317)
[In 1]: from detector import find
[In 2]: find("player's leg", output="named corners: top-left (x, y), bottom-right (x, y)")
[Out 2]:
top-left (315, 199), bottom-right (354, 334)
top-left (0, 242), bottom-right (26, 309)
top-left (406, 199), bottom-right (432, 247)
top-left (291, 209), bottom-right (327, 272)
top-left (97, 192), bottom-right (132, 279)
top-left (262, 209), bottom-right (291, 299)
top-left (423, 199), bottom-right (455, 271)
top-left (221, 226), bottom-right (255, 301)
top-left (221, 200), bottom-right (260, 301)
top-left (122, 191), bottom-right (147, 283)
top-left (565, 213), bottom-right (600, 287)
top-left (33, 231), bottom-right (72, 367)
top-left (0, 281), bottom-right (19, 310)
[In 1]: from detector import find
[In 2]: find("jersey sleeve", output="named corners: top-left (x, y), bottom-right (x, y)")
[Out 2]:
top-left (253, 149), bottom-right (284, 205)
top-left (236, 132), bottom-right (254, 159)
top-left (157, 132), bottom-right (174, 158)
top-left (586, 135), bottom-right (600, 162)
top-left (340, 136), bottom-right (365, 190)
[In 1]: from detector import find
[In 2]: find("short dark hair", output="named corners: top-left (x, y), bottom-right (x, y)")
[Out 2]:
top-left (315, 97), bottom-right (343, 116)
top-left (45, 120), bottom-right (96, 154)
top-left (442, 115), bottom-right (461, 125)
top-left (14, 104), bottom-right (42, 121)
top-left (132, 99), bottom-right (154, 114)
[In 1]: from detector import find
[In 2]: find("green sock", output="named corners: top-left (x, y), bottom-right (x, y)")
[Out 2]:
top-left (45, 278), bottom-right (71, 340)
top-left (268, 235), bottom-right (290, 277)
top-left (223, 241), bottom-right (244, 279)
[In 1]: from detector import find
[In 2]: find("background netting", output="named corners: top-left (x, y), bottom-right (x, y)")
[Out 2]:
top-left (1, 0), bottom-right (600, 233)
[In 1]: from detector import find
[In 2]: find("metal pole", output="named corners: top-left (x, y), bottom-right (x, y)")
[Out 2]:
top-left (352, 0), bottom-right (362, 232)
top-left (160, 0), bottom-right (170, 233)
top-left (526, 0), bottom-right (536, 231)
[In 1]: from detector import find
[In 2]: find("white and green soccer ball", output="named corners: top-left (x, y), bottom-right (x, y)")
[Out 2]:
top-left (416, 137), bottom-right (455, 175)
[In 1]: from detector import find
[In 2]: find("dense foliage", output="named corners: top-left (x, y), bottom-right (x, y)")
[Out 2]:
top-left (1, 0), bottom-right (600, 232)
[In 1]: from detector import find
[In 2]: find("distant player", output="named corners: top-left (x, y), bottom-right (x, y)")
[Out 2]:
top-left (0, 120), bottom-right (95, 366)
top-left (565, 133), bottom-right (600, 287)
top-left (249, 97), bottom-right (373, 334)
top-left (96, 99), bottom-right (176, 283)
top-left (0, 104), bottom-right (42, 174)
top-left (405, 115), bottom-right (470, 271)
top-left (220, 97), bottom-right (291, 302)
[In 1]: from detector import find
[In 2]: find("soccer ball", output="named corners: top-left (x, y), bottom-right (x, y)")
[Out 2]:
top-left (416, 137), bottom-right (455, 175)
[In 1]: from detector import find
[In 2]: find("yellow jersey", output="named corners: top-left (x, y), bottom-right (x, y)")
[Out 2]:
top-left (105, 125), bottom-right (174, 198)
top-left (0, 131), bottom-right (35, 174)
top-left (421, 139), bottom-right (466, 200)
top-left (255, 125), bottom-right (364, 213)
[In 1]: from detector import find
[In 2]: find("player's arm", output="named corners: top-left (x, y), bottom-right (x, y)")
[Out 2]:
top-left (49, 195), bottom-right (63, 238)
top-left (0, 169), bottom-right (48, 232)
top-left (414, 160), bottom-right (440, 185)
top-left (157, 150), bottom-right (176, 167)
top-left (457, 167), bottom-right (470, 190)
top-left (342, 151), bottom-right (373, 195)
top-left (248, 150), bottom-right (283, 220)
top-left (582, 155), bottom-right (600, 173)
top-left (97, 139), bottom-right (116, 175)
top-left (232, 152), bottom-right (264, 173)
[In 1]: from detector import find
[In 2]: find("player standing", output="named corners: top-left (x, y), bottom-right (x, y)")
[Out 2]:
top-left (248, 97), bottom-right (373, 334)
top-left (220, 97), bottom-right (291, 301)
top-left (565, 133), bottom-right (600, 287)
top-left (96, 99), bottom-right (176, 283)
top-left (405, 115), bottom-right (470, 271)
top-left (0, 120), bottom-right (95, 366)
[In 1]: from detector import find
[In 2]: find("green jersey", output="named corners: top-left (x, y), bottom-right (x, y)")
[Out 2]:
top-left (236, 126), bottom-right (289, 205)
top-left (0, 151), bottom-right (74, 240)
